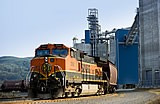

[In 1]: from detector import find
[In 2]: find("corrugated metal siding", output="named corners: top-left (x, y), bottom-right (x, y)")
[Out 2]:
top-left (109, 37), bottom-right (116, 64)
top-left (116, 29), bottom-right (139, 84)
top-left (139, 0), bottom-right (160, 87)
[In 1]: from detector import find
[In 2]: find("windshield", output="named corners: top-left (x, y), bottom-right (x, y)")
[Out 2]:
top-left (36, 49), bottom-right (50, 56)
top-left (52, 49), bottom-right (68, 56)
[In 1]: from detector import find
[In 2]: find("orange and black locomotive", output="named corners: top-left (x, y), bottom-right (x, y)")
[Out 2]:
top-left (28, 44), bottom-right (117, 99)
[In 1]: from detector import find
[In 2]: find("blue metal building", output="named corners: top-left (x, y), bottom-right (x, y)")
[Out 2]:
top-left (85, 30), bottom-right (90, 44)
top-left (115, 29), bottom-right (139, 84)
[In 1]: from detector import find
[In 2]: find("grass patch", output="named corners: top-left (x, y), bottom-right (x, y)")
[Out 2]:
top-left (0, 92), bottom-right (19, 98)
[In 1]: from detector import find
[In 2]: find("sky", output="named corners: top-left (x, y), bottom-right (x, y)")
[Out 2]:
top-left (0, 0), bottom-right (138, 57)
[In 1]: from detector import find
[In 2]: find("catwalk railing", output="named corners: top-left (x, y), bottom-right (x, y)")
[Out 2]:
top-left (140, 79), bottom-right (160, 87)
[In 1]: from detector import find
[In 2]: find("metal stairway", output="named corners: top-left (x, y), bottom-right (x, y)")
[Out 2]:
top-left (125, 13), bottom-right (139, 45)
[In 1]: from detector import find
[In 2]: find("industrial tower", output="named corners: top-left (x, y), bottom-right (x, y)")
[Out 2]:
top-left (74, 8), bottom-right (139, 86)
top-left (87, 8), bottom-right (101, 57)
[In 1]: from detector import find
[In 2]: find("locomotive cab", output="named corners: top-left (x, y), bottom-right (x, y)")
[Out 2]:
top-left (29, 44), bottom-right (69, 98)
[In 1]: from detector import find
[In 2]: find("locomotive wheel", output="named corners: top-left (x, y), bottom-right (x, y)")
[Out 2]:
top-left (108, 87), bottom-right (113, 93)
top-left (50, 90), bottom-right (55, 99)
top-left (104, 89), bottom-right (109, 94)
top-left (65, 92), bottom-right (69, 97)
top-left (96, 92), bottom-right (100, 96)
top-left (50, 88), bottom-right (64, 98)
top-left (71, 92), bottom-right (75, 97)
top-left (112, 87), bottom-right (116, 93)
top-left (76, 88), bottom-right (81, 96)
top-left (108, 86), bottom-right (116, 93)
top-left (104, 86), bottom-right (109, 94)
top-left (28, 88), bottom-right (37, 98)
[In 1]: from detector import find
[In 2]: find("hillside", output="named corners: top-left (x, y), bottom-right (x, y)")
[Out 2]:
top-left (0, 56), bottom-right (32, 82)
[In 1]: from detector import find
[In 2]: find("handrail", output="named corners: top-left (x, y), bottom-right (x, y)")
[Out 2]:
top-left (103, 71), bottom-right (109, 82)
top-left (25, 66), bottom-right (34, 87)
top-left (25, 66), bottom-right (40, 87)
top-left (125, 13), bottom-right (139, 45)
top-left (54, 65), bottom-right (65, 87)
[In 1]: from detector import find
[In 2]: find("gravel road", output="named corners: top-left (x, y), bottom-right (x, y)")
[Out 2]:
top-left (45, 89), bottom-right (159, 104)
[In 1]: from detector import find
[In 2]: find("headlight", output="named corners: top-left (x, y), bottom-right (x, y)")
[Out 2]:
top-left (33, 74), bottom-right (37, 77)
top-left (52, 74), bottom-right (55, 77)
top-left (45, 57), bottom-right (48, 62)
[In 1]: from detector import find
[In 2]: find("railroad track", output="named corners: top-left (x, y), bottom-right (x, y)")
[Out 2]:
top-left (0, 93), bottom-right (118, 104)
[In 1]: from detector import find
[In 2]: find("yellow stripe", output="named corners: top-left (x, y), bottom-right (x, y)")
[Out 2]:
top-left (34, 56), bottom-right (63, 59)
top-left (32, 70), bottom-right (102, 76)
top-left (31, 71), bottom-right (107, 82)
top-left (36, 77), bottom-right (107, 82)
top-left (39, 78), bottom-right (48, 80)
top-left (81, 73), bottom-right (103, 76)
top-left (31, 70), bottom-right (103, 78)
top-left (82, 79), bottom-right (107, 82)
top-left (56, 70), bottom-right (102, 76)
top-left (31, 71), bottom-right (46, 77)
top-left (82, 62), bottom-right (97, 66)
top-left (69, 78), bottom-right (108, 82)
top-left (48, 57), bottom-right (57, 58)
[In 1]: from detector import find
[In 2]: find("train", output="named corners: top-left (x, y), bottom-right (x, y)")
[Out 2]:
top-left (1, 80), bottom-right (28, 92)
top-left (28, 44), bottom-right (117, 99)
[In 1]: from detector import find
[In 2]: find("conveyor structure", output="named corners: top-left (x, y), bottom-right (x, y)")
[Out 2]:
top-left (125, 13), bottom-right (139, 45)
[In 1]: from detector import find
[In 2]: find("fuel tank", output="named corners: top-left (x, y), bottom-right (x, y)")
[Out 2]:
top-left (81, 84), bottom-right (98, 95)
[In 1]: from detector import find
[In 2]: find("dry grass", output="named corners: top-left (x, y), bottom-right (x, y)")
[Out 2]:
top-left (0, 92), bottom-right (19, 98)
